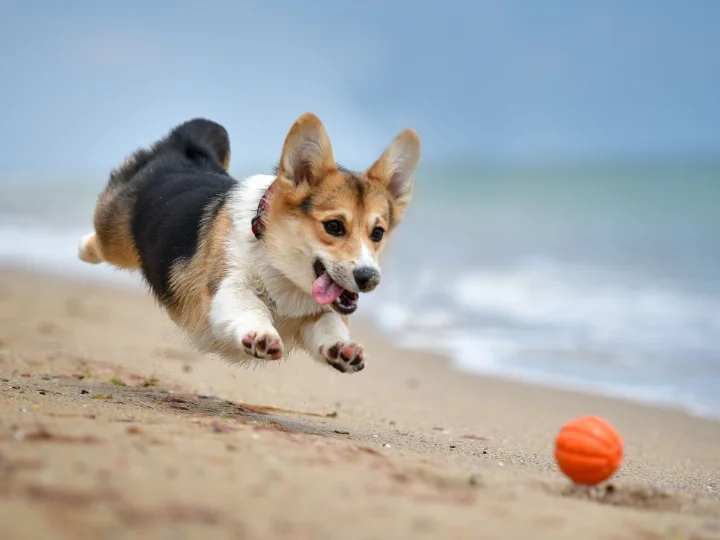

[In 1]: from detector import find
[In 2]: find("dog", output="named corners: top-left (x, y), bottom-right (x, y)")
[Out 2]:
top-left (78, 113), bottom-right (421, 373)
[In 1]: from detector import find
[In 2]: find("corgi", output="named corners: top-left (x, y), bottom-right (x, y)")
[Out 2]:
top-left (78, 113), bottom-right (421, 373)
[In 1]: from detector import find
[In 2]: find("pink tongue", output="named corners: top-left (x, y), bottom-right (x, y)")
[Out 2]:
top-left (312, 272), bottom-right (344, 305)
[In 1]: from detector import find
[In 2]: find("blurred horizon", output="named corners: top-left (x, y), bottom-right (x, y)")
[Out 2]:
top-left (4, 153), bottom-right (720, 180)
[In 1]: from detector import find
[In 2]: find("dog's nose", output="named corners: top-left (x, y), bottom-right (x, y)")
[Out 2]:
top-left (353, 267), bottom-right (381, 292)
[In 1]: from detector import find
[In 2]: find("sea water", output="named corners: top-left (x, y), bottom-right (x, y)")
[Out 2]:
top-left (2, 161), bottom-right (719, 417)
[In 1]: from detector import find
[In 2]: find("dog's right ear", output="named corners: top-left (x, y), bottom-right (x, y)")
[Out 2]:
top-left (277, 113), bottom-right (335, 188)
top-left (366, 129), bottom-right (421, 218)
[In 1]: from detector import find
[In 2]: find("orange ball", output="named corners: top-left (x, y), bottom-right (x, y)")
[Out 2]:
top-left (554, 415), bottom-right (624, 485)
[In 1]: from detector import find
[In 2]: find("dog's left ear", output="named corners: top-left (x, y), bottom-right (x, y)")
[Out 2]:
top-left (367, 129), bottom-right (421, 216)
top-left (277, 113), bottom-right (335, 188)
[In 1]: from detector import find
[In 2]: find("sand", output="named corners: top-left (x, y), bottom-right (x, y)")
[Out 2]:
top-left (0, 267), bottom-right (719, 540)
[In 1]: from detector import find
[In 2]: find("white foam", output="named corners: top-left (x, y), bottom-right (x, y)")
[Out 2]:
top-left (0, 220), bottom-right (142, 290)
top-left (390, 325), bottom-right (720, 419)
top-left (452, 259), bottom-right (720, 352)
top-left (367, 257), bottom-right (720, 418)
top-left (374, 303), bottom-right (412, 333)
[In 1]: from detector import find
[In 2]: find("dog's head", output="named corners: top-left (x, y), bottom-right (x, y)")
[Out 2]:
top-left (264, 113), bottom-right (421, 316)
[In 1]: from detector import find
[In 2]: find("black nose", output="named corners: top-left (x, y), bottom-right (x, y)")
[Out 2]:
top-left (353, 267), bottom-right (381, 291)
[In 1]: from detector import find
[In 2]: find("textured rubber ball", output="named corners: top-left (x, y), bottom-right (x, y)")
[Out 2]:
top-left (554, 415), bottom-right (624, 485)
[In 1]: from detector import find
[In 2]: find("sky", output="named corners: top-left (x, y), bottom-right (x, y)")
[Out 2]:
top-left (1, 0), bottom-right (719, 173)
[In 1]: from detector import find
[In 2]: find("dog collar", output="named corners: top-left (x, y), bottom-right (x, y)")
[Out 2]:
top-left (251, 181), bottom-right (276, 240)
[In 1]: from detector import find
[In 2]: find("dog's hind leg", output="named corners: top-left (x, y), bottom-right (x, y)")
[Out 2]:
top-left (78, 232), bottom-right (103, 264)
top-left (80, 185), bottom-right (140, 270)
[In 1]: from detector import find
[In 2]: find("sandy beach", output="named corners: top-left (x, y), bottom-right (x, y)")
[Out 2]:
top-left (0, 266), bottom-right (719, 540)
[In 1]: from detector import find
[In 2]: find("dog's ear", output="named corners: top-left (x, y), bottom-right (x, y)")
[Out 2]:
top-left (277, 113), bottom-right (335, 188)
top-left (367, 129), bottom-right (421, 216)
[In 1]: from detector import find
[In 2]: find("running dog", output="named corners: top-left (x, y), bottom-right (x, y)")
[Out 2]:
top-left (78, 113), bottom-right (421, 373)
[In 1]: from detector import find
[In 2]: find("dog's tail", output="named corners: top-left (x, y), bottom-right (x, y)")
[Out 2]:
top-left (107, 118), bottom-right (232, 189)
top-left (167, 118), bottom-right (231, 172)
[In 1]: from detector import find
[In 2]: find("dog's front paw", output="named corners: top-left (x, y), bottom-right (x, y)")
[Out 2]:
top-left (319, 341), bottom-right (365, 373)
top-left (240, 330), bottom-right (283, 360)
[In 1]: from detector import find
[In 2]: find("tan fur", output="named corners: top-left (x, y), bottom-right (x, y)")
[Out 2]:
top-left (91, 186), bottom-right (141, 269)
top-left (366, 128), bottom-right (421, 219)
top-left (270, 169), bottom-right (393, 263)
top-left (167, 203), bottom-right (233, 333)
top-left (265, 113), bottom-right (420, 289)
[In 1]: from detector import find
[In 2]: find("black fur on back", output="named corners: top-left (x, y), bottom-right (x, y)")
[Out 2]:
top-left (112, 119), bottom-right (237, 304)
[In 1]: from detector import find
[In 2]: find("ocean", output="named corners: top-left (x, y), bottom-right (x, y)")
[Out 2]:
top-left (2, 161), bottom-right (719, 417)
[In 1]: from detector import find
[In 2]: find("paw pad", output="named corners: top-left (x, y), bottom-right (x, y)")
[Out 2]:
top-left (319, 341), bottom-right (365, 373)
top-left (241, 332), bottom-right (283, 360)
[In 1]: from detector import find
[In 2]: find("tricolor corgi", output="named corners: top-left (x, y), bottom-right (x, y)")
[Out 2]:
top-left (78, 113), bottom-right (421, 373)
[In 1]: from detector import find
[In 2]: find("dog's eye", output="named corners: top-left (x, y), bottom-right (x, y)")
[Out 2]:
top-left (370, 227), bottom-right (385, 243)
top-left (323, 219), bottom-right (345, 237)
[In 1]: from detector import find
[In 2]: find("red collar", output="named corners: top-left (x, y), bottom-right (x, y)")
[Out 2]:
top-left (250, 181), bottom-right (276, 240)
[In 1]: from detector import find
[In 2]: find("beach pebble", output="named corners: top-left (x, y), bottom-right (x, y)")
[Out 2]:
top-left (383, 443), bottom-right (391, 448)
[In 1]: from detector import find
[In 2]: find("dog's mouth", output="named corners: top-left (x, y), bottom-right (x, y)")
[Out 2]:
top-left (312, 260), bottom-right (358, 315)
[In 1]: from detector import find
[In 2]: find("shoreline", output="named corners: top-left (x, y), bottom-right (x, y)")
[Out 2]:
top-left (3, 259), bottom-right (718, 422)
